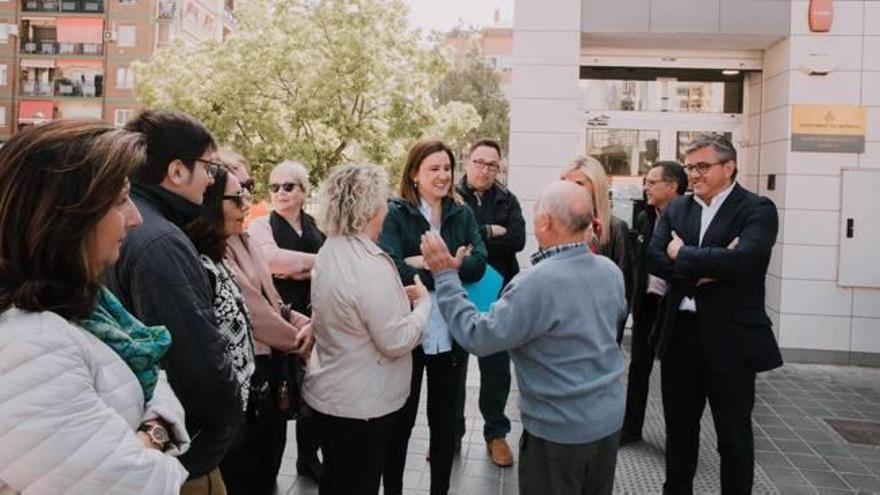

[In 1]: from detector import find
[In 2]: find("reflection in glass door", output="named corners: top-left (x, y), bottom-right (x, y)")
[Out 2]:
top-left (586, 129), bottom-right (659, 227)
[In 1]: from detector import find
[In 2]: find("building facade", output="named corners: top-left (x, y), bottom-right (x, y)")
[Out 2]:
top-left (510, 0), bottom-right (880, 365)
top-left (0, 0), bottom-right (232, 141)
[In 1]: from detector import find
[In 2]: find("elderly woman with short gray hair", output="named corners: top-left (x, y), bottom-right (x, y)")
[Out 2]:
top-left (247, 159), bottom-right (325, 478)
top-left (302, 164), bottom-right (431, 495)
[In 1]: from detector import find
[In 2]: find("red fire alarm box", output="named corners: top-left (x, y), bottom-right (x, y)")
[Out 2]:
top-left (809, 0), bottom-right (833, 32)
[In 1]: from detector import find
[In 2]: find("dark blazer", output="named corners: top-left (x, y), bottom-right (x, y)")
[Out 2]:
top-left (630, 207), bottom-right (657, 320)
top-left (456, 178), bottom-right (526, 286)
top-left (378, 196), bottom-right (488, 291)
top-left (647, 184), bottom-right (783, 373)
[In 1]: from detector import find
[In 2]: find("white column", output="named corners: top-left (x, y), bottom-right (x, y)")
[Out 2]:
top-left (509, 0), bottom-right (583, 262)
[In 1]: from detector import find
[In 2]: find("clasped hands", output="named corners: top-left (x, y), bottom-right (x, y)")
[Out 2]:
top-left (666, 231), bottom-right (739, 286)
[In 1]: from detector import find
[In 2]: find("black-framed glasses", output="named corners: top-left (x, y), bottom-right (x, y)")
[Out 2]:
top-left (193, 158), bottom-right (224, 176)
top-left (471, 158), bottom-right (500, 173)
top-left (239, 178), bottom-right (255, 195)
top-left (223, 191), bottom-right (247, 208)
top-left (683, 161), bottom-right (725, 176)
top-left (269, 182), bottom-right (303, 193)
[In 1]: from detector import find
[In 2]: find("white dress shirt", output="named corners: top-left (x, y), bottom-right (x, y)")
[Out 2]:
top-left (679, 182), bottom-right (736, 312)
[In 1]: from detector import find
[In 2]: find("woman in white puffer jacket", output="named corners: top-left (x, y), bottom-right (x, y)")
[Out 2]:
top-left (0, 120), bottom-right (191, 494)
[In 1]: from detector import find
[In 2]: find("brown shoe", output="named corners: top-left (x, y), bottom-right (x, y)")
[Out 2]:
top-left (486, 438), bottom-right (514, 467)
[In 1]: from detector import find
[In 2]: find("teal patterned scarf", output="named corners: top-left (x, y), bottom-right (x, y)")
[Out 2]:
top-left (80, 287), bottom-right (172, 402)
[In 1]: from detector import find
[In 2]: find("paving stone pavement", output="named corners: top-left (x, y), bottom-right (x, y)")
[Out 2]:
top-left (279, 354), bottom-right (880, 494)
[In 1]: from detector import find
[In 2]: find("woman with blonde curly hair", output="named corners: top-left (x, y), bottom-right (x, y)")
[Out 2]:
top-left (302, 164), bottom-right (431, 495)
top-left (562, 156), bottom-right (632, 343)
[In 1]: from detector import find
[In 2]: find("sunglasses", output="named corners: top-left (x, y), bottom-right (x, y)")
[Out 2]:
top-left (239, 178), bottom-right (255, 194)
top-left (223, 191), bottom-right (247, 208)
top-left (269, 182), bottom-right (303, 193)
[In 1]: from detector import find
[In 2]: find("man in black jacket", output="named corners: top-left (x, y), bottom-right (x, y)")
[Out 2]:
top-left (648, 134), bottom-right (782, 494)
top-left (104, 110), bottom-right (244, 494)
top-left (621, 161), bottom-right (687, 445)
top-left (454, 139), bottom-right (526, 467)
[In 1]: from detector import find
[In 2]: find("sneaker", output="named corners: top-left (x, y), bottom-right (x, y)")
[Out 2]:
top-left (486, 438), bottom-right (514, 467)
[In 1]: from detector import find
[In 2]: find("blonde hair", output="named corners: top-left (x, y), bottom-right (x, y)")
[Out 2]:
top-left (562, 156), bottom-right (611, 246)
top-left (318, 164), bottom-right (388, 236)
top-left (270, 160), bottom-right (310, 195)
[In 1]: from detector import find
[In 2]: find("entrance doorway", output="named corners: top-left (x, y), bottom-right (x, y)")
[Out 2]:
top-left (580, 67), bottom-right (748, 225)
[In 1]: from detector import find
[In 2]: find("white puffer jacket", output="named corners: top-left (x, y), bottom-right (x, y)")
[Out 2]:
top-left (0, 308), bottom-right (191, 494)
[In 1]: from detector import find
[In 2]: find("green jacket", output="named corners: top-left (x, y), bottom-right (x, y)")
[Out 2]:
top-left (379, 196), bottom-right (487, 291)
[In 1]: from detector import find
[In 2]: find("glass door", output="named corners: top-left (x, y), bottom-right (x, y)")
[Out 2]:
top-left (585, 112), bottom-right (742, 226)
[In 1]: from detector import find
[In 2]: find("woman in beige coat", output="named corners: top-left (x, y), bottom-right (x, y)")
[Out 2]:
top-left (302, 164), bottom-right (431, 495)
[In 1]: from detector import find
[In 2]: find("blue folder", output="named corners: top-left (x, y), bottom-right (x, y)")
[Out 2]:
top-left (463, 266), bottom-right (504, 313)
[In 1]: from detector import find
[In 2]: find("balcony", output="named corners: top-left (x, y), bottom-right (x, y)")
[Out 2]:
top-left (22, 0), bottom-right (105, 13)
top-left (20, 80), bottom-right (54, 97)
top-left (21, 41), bottom-right (103, 56)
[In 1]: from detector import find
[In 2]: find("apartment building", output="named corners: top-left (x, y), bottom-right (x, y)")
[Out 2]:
top-left (0, 0), bottom-right (233, 142)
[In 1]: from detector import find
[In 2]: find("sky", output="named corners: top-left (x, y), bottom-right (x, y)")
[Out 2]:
top-left (404, 0), bottom-right (514, 34)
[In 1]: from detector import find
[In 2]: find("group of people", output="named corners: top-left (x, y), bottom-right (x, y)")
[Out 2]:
top-left (0, 108), bottom-right (781, 495)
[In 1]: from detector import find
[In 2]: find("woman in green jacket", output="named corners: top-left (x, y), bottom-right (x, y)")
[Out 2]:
top-left (380, 138), bottom-right (488, 495)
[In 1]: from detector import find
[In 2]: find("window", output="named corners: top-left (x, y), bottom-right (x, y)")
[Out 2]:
top-left (0, 107), bottom-right (6, 127)
top-left (117, 25), bottom-right (136, 47)
top-left (116, 66), bottom-right (135, 89)
top-left (0, 64), bottom-right (6, 86)
top-left (115, 109), bottom-right (133, 127)
top-left (119, 0), bottom-right (136, 3)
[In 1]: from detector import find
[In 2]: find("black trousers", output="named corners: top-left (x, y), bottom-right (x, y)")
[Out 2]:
top-left (313, 408), bottom-right (397, 495)
top-left (296, 416), bottom-right (321, 464)
top-left (661, 312), bottom-right (756, 495)
top-left (519, 429), bottom-right (621, 495)
top-left (384, 348), bottom-right (463, 495)
top-left (220, 355), bottom-right (288, 495)
top-left (453, 351), bottom-right (512, 441)
top-left (622, 293), bottom-right (662, 438)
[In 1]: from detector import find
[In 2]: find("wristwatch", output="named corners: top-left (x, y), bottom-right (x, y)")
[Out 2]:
top-left (138, 422), bottom-right (171, 451)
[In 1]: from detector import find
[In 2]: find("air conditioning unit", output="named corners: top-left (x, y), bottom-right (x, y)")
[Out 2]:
top-left (104, 30), bottom-right (117, 41)
top-left (7, 25), bottom-right (20, 37)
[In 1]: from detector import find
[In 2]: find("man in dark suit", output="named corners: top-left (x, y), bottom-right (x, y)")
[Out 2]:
top-left (648, 134), bottom-right (782, 494)
top-left (621, 161), bottom-right (688, 445)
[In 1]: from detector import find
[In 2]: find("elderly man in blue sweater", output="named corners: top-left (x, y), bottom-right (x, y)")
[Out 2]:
top-left (420, 179), bottom-right (626, 495)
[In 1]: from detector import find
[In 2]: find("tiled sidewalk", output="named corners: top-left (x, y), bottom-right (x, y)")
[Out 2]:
top-left (281, 356), bottom-right (880, 494)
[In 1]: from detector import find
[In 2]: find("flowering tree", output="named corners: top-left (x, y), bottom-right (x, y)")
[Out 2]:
top-left (135, 0), bottom-right (480, 186)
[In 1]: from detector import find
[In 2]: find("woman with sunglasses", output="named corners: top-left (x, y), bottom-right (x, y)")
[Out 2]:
top-left (248, 160), bottom-right (325, 481)
top-left (183, 166), bottom-right (258, 493)
top-left (215, 148), bottom-right (313, 494)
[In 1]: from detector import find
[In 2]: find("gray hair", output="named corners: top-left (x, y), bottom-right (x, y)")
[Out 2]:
top-left (317, 164), bottom-right (389, 236)
top-left (685, 134), bottom-right (738, 178)
top-left (536, 181), bottom-right (594, 234)
top-left (270, 160), bottom-right (311, 195)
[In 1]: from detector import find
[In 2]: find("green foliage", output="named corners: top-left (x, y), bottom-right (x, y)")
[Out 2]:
top-left (134, 0), bottom-right (480, 190)
top-left (433, 40), bottom-right (510, 158)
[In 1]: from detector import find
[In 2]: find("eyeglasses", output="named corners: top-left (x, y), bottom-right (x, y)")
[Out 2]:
top-left (683, 161), bottom-right (725, 175)
top-left (644, 178), bottom-right (670, 187)
top-left (223, 191), bottom-right (247, 208)
top-left (269, 182), bottom-right (303, 193)
top-left (471, 158), bottom-right (500, 173)
top-left (193, 158), bottom-right (225, 176)
top-left (239, 178), bottom-right (255, 195)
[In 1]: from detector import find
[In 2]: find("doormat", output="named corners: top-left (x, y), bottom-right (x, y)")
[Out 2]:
top-left (824, 418), bottom-right (880, 446)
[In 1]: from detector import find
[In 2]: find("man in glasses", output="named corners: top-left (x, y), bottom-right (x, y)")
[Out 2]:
top-left (621, 160), bottom-right (688, 446)
top-left (648, 134), bottom-right (781, 494)
top-left (453, 138), bottom-right (525, 467)
top-left (104, 110), bottom-right (244, 495)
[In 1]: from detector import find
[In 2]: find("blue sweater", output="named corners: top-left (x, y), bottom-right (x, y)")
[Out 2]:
top-left (434, 245), bottom-right (626, 444)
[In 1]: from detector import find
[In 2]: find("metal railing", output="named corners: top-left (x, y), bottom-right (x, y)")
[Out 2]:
top-left (21, 41), bottom-right (104, 56)
top-left (22, 0), bottom-right (104, 12)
